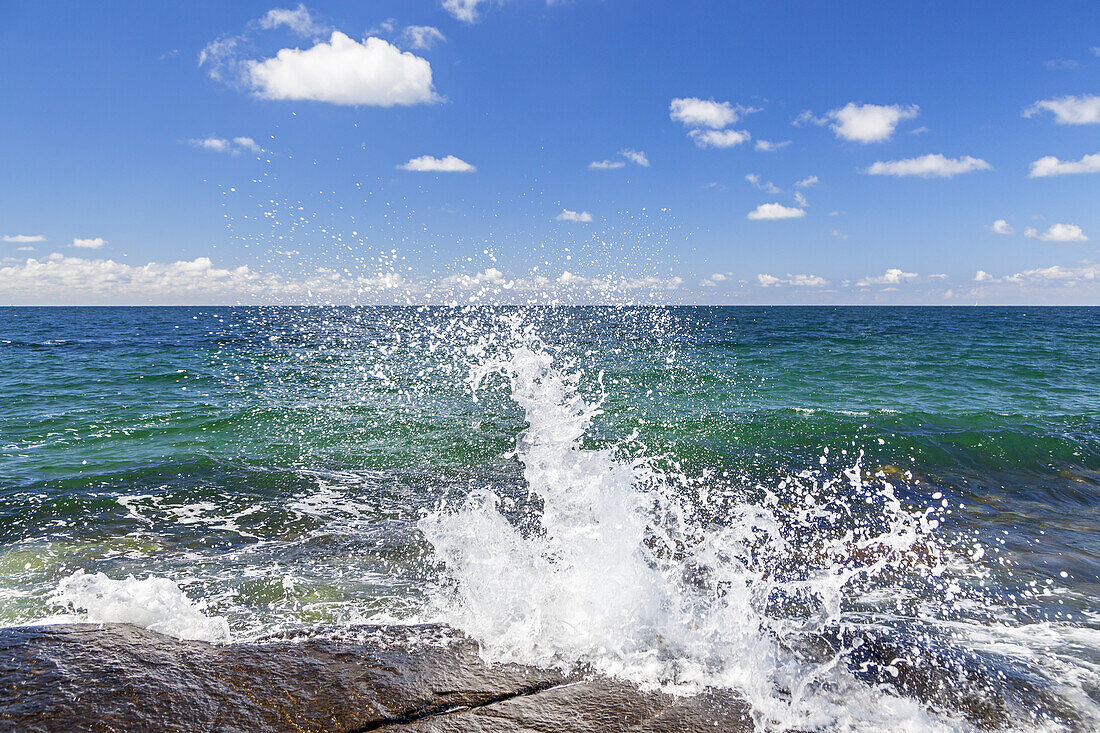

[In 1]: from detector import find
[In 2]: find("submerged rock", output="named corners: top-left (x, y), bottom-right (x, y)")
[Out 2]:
top-left (0, 623), bottom-right (752, 732)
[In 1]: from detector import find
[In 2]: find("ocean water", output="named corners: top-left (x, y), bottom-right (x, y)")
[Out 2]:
top-left (2, 305), bottom-right (1099, 731)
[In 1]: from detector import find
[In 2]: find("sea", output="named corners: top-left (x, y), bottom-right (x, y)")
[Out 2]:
top-left (1, 305), bottom-right (1098, 731)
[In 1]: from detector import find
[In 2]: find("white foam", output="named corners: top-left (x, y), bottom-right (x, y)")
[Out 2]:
top-left (45, 570), bottom-right (230, 643)
top-left (420, 322), bottom-right (996, 731)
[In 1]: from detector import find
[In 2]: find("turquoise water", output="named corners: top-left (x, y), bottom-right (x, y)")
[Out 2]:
top-left (2, 306), bottom-right (1099, 730)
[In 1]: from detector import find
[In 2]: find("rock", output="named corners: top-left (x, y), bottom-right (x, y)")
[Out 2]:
top-left (0, 624), bottom-right (752, 732)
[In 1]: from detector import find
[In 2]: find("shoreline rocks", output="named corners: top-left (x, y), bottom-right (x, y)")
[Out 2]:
top-left (0, 623), bottom-right (752, 732)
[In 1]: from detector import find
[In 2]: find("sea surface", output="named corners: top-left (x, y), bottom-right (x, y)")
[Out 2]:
top-left (2, 306), bottom-right (1098, 731)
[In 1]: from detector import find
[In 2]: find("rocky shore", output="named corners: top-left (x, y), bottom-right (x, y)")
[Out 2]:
top-left (0, 623), bottom-right (752, 732)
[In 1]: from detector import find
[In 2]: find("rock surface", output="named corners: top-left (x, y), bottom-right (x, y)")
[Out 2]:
top-left (0, 624), bottom-right (752, 732)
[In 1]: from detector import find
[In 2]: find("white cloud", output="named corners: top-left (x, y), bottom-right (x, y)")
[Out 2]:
top-left (555, 209), bottom-right (593, 223)
top-left (689, 128), bottom-right (750, 148)
top-left (747, 203), bottom-right (805, 220)
top-left (974, 270), bottom-right (995, 282)
top-left (857, 268), bottom-right (918, 286)
top-left (398, 154), bottom-right (475, 172)
top-left (589, 149), bottom-right (648, 170)
top-left (71, 237), bottom-right (106, 249)
top-left (755, 140), bottom-right (790, 152)
top-left (1004, 263), bottom-right (1100, 284)
top-left (826, 103), bottom-right (919, 142)
top-left (757, 273), bottom-right (827, 287)
top-left (4, 234), bottom-right (45, 243)
top-left (794, 191), bottom-right (807, 208)
top-left (259, 4), bottom-right (328, 37)
top-left (700, 272), bottom-right (729, 287)
top-left (1028, 152), bottom-right (1100, 178)
top-left (745, 173), bottom-right (781, 193)
top-left (187, 136), bottom-right (260, 154)
top-left (795, 175), bottom-right (818, 188)
top-left (1024, 223), bottom-right (1088, 242)
top-left (1024, 95), bottom-right (1100, 125)
top-left (402, 25), bottom-right (446, 50)
top-left (198, 36), bottom-right (243, 84)
top-left (248, 32), bottom-right (438, 106)
top-left (865, 154), bottom-right (991, 178)
top-left (988, 219), bottom-right (1014, 235)
top-left (669, 97), bottom-right (755, 128)
top-left (0, 254), bottom-right (692, 305)
top-left (442, 0), bottom-right (490, 23)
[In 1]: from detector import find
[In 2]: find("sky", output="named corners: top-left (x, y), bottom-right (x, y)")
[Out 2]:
top-left (2, 0), bottom-right (1099, 305)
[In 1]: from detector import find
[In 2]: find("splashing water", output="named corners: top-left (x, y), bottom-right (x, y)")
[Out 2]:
top-left (420, 320), bottom-right (1092, 732)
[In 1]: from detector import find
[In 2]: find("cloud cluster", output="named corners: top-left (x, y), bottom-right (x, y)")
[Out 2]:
top-left (756, 273), bottom-right (827, 287)
top-left (0, 254), bottom-right (689, 305)
top-left (1029, 152), bottom-right (1100, 177)
top-left (398, 154), bottom-right (476, 172)
top-left (670, 97), bottom-right (753, 149)
top-left (988, 219), bottom-right (1013, 235)
top-left (865, 154), bottom-right (990, 178)
top-left (1024, 95), bottom-right (1100, 125)
top-left (3, 234), bottom-right (45, 243)
top-left (1024, 223), bottom-right (1088, 242)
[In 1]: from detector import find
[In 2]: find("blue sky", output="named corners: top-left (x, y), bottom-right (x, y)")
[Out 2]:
top-left (2, 0), bottom-right (1099, 304)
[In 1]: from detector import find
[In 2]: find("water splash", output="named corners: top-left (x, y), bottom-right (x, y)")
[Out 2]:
top-left (419, 320), bottom-right (1087, 731)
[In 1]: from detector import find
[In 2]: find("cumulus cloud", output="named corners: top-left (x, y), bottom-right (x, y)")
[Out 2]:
top-left (187, 136), bottom-right (261, 154)
top-left (825, 103), bottom-right (919, 142)
top-left (248, 32), bottom-right (438, 106)
top-left (669, 97), bottom-right (754, 128)
top-left (974, 270), bottom-right (995, 282)
top-left (71, 237), bottom-right (106, 249)
top-left (747, 203), bottom-right (805, 220)
top-left (620, 149), bottom-right (649, 166)
top-left (402, 25), bottom-right (445, 50)
top-left (755, 140), bottom-right (790, 152)
top-left (795, 175), bottom-right (818, 188)
top-left (1028, 152), bottom-right (1100, 177)
top-left (398, 154), bottom-right (475, 172)
top-left (700, 272), bottom-right (729, 287)
top-left (864, 154), bottom-right (991, 178)
top-left (745, 173), bottom-right (781, 193)
top-left (4, 234), bottom-right (45, 243)
top-left (689, 128), bottom-right (750, 148)
top-left (857, 268), bottom-right (918, 286)
top-left (988, 219), bottom-right (1014, 235)
top-left (589, 159), bottom-right (626, 170)
top-left (1024, 223), bottom-right (1088, 242)
top-left (756, 273), bottom-right (827, 287)
top-left (555, 209), bottom-right (593, 223)
top-left (1023, 95), bottom-right (1100, 125)
top-left (259, 4), bottom-right (329, 37)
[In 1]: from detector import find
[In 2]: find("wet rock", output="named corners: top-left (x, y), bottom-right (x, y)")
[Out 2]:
top-left (0, 624), bottom-right (752, 733)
